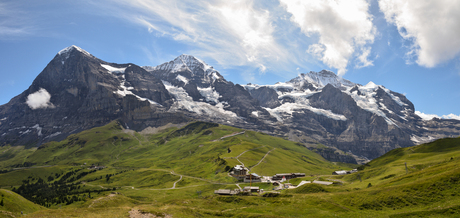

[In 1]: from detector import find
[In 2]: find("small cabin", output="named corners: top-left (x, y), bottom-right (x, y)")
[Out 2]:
top-left (243, 186), bottom-right (260, 193)
top-left (332, 170), bottom-right (348, 175)
top-left (214, 189), bottom-right (240, 195)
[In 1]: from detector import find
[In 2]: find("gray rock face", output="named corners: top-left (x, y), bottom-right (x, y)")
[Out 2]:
top-left (1, 46), bottom-right (459, 163)
top-left (0, 46), bottom-right (187, 147)
top-left (248, 87), bottom-right (281, 109)
top-left (243, 72), bottom-right (460, 160)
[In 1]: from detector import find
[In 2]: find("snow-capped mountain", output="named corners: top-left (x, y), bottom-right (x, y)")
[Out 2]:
top-left (290, 70), bottom-right (356, 90)
top-left (143, 54), bottom-right (223, 85)
top-left (1, 46), bottom-right (459, 163)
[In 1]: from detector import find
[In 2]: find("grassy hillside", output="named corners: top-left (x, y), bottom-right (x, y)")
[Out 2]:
top-left (0, 121), bottom-right (459, 217)
top-left (0, 189), bottom-right (44, 217)
top-left (0, 121), bottom-right (345, 183)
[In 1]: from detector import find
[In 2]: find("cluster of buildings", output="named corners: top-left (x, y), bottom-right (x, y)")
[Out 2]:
top-left (332, 169), bottom-right (358, 175)
top-left (229, 165), bottom-right (306, 184)
top-left (214, 186), bottom-right (261, 195)
top-left (214, 165), bottom-right (348, 195)
top-left (214, 180), bottom-right (336, 195)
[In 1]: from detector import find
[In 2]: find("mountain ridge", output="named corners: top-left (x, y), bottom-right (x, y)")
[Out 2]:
top-left (0, 45), bottom-right (459, 162)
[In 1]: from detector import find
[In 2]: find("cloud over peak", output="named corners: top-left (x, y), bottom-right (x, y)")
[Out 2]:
top-left (379, 0), bottom-right (460, 68)
top-left (280, 0), bottom-right (376, 76)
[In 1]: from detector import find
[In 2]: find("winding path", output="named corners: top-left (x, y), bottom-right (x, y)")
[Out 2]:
top-left (220, 131), bottom-right (245, 140)
top-left (224, 145), bottom-right (267, 168)
top-left (171, 173), bottom-right (182, 189)
top-left (115, 130), bottom-right (143, 159)
top-left (249, 148), bottom-right (275, 171)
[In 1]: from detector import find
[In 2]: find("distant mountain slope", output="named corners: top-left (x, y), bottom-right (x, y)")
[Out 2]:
top-left (0, 46), bottom-right (459, 162)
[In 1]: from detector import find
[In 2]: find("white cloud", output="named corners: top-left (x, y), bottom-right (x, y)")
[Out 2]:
top-left (89, 0), bottom-right (288, 75)
top-left (379, 0), bottom-right (460, 68)
top-left (356, 47), bottom-right (374, 68)
top-left (26, 88), bottom-right (54, 110)
top-left (415, 111), bottom-right (439, 120)
top-left (415, 111), bottom-right (460, 121)
top-left (280, 0), bottom-right (376, 76)
top-left (442, 114), bottom-right (460, 121)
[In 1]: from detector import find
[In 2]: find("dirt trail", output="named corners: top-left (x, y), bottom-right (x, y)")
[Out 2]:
top-left (129, 209), bottom-right (172, 218)
top-left (115, 130), bottom-right (143, 159)
top-left (220, 131), bottom-right (245, 140)
top-left (249, 148), bottom-right (275, 171)
top-left (171, 174), bottom-right (182, 189)
top-left (223, 145), bottom-right (267, 168)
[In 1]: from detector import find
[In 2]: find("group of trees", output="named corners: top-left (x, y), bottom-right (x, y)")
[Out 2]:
top-left (105, 169), bottom-right (129, 183)
top-left (11, 168), bottom-right (111, 207)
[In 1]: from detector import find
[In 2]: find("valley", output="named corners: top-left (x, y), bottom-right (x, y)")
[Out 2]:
top-left (0, 121), bottom-right (459, 217)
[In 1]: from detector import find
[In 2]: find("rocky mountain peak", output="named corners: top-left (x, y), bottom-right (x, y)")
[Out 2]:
top-left (143, 54), bottom-right (224, 86)
top-left (57, 45), bottom-right (92, 59)
top-left (289, 70), bottom-right (356, 90)
top-left (149, 54), bottom-right (216, 75)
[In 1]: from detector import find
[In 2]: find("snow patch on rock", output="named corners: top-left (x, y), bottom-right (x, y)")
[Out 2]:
top-left (31, 124), bottom-right (43, 136)
top-left (176, 74), bottom-right (189, 85)
top-left (100, 64), bottom-right (126, 74)
top-left (197, 86), bottom-right (221, 104)
top-left (347, 82), bottom-right (396, 126)
top-left (44, 132), bottom-right (62, 139)
top-left (163, 81), bottom-right (238, 119)
top-left (114, 75), bottom-right (162, 106)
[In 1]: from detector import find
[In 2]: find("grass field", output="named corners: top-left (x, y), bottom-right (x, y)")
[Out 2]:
top-left (0, 121), bottom-right (459, 217)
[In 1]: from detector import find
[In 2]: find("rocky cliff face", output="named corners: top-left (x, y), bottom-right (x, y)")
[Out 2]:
top-left (1, 46), bottom-right (459, 162)
top-left (244, 72), bottom-right (460, 160)
top-left (0, 46), bottom-right (187, 147)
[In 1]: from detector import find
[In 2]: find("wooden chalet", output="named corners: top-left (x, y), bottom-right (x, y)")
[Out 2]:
top-left (244, 173), bottom-right (261, 183)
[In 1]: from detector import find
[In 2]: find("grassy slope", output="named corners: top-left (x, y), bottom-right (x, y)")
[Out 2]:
top-left (0, 189), bottom-right (44, 217)
top-left (4, 121), bottom-right (342, 182)
top-left (0, 146), bottom-right (36, 169)
top-left (0, 122), bottom-right (459, 217)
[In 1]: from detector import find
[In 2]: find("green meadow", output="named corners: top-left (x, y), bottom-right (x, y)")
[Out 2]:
top-left (0, 120), bottom-right (459, 217)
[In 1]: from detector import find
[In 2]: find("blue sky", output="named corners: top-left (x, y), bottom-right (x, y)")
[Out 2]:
top-left (1, 0), bottom-right (459, 119)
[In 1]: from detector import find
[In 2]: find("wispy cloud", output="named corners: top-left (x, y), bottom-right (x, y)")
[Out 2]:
top-left (279, 0), bottom-right (376, 76)
top-left (0, 2), bottom-right (34, 38)
top-left (379, 0), bottom-right (460, 68)
top-left (86, 0), bottom-right (289, 75)
top-left (79, 0), bottom-right (383, 78)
